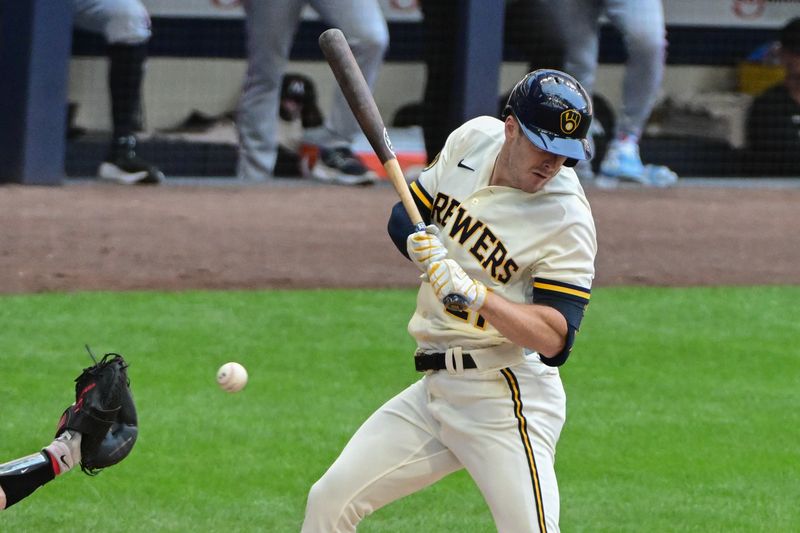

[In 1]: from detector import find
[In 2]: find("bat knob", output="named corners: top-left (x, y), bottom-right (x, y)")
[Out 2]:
top-left (443, 293), bottom-right (469, 313)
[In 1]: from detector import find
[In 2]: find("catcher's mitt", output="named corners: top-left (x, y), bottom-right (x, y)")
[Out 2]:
top-left (56, 350), bottom-right (138, 475)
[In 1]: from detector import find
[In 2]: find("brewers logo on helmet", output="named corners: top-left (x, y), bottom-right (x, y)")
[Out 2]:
top-left (560, 109), bottom-right (581, 134)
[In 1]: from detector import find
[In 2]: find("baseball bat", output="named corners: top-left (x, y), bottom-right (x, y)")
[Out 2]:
top-left (318, 28), bottom-right (468, 312)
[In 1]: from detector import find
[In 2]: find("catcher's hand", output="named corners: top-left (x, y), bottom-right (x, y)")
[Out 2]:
top-left (407, 225), bottom-right (447, 272)
top-left (57, 351), bottom-right (138, 475)
top-left (427, 259), bottom-right (487, 311)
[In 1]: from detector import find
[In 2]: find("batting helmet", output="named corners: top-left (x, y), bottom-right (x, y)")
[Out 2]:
top-left (502, 69), bottom-right (593, 166)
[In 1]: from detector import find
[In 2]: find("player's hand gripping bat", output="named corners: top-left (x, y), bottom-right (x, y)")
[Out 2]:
top-left (318, 28), bottom-right (468, 312)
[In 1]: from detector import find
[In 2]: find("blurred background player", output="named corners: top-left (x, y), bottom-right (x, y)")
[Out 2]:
top-left (236, 1), bottom-right (388, 185)
top-left (551, 0), bottom-right (676, 186)
top-left (746, 17), bottom-right (800, 176)
top-left (72, 0), bottom-right (164, 185)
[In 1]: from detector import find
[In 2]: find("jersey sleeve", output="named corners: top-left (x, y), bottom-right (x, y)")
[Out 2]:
top-left (417, 147), bottom-right (445, 195)
top-left (533, 278), bottom-right (590, 328)
top-left (531, 214), bottom-right (597, 366)
top-left (410, 142), bottom-right (448, 224)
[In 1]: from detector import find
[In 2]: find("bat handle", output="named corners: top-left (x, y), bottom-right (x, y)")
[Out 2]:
top-left (443, 293), bottom-right (470, 312)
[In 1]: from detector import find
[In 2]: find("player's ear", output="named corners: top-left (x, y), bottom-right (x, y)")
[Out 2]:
top-left (504, 115), bottom-right (518, 140)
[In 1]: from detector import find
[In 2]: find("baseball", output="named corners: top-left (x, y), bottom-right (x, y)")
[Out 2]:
top-left (216, 362), bottom-right (248, 393)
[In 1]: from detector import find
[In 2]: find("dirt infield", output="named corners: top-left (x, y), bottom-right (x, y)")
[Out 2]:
top-left (1, 181), bottom-right (798, 294)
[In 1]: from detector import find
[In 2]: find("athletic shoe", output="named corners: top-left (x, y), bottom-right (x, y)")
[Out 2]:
top-left (309, 146), bottom-right (376, 186)
top-left (98, 135), bottom-right (165, 185)
top-left (640, 164), bottom-right (679, 187)
top-left (599, 138), bottom-right (646, 181)
top-left (600, 138), bottom-right (678, 187)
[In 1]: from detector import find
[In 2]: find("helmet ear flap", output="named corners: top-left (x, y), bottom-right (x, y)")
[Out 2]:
top-left (564, 158), bottom-right (578, 168)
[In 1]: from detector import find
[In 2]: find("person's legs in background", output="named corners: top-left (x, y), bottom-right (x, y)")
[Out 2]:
top-left (73, 0), bottom-right (163, 185)
top-left (309, 0), bottom-right (389, 185)
top-left (598, 0), bottom-right (669, 183)
top-left (236, 0), bottom-right (306, 181)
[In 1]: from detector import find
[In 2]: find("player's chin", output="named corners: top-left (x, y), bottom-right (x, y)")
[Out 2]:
top-left (523, 172), bottom-right (550, 192)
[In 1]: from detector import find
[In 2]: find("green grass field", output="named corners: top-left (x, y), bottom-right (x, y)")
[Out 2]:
top-left (0, 287), bottom-right (797, 532)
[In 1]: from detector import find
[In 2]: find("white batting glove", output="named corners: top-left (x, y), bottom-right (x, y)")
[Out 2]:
top-left (407, 225), bottom-right (447, 273)
top-left (426, 259), bottom-right (487, 311)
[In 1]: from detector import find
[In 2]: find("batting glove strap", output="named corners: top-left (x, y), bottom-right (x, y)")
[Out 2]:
top-left (407, 225), bottom-right (447, 273)
top-left (427, 259), bottom-right (487, 311)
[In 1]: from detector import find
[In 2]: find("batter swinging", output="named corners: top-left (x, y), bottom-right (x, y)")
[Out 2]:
top-left (302, 70), bottom-right (597, 533)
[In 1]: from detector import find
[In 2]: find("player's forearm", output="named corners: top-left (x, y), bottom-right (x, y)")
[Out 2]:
top-left (478, 291), bottom-right (568, 357)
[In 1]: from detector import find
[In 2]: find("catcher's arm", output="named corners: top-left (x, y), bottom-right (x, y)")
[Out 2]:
top-left (0, 351), bottom-right (138, 510)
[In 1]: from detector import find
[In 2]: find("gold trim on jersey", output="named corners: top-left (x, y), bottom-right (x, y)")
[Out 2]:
top-left (533, 281), bottom-right (591, 301)
top-left (410, 181), bottom-right (432, 210)
top-left (423, 151), bottom-right (441, 171)
top-left (501, 368), bottom-right (548, 532)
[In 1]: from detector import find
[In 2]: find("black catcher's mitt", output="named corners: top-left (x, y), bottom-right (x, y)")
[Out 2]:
top-left (56, 351), bottom-right (138, 474)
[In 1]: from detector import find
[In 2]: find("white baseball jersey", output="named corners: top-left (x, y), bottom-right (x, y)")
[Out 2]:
top-left (409, 115), bottom-right (596, 369)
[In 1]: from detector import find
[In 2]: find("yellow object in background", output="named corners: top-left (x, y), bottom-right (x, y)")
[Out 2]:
top-left (737, 62), bottom-right (786, 95)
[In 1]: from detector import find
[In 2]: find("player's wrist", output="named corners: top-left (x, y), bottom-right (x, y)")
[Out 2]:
top-left (43, 430), bottom-right (82, 475)
top-left (467, 280), bottom-right (487, 311)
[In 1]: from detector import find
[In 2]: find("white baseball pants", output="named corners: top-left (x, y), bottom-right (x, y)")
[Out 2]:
top-left (302, 357), bottom-right (567, 532)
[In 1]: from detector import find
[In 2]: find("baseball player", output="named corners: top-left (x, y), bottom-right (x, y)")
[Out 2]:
top-left (72, 0), bottom-right (164, 184)
top-left (550, 0), bottom-right (677, 186)
top-left (302, 70), bottom-right (597, 532)
top-left (0, 353), bottom-right (137, 511)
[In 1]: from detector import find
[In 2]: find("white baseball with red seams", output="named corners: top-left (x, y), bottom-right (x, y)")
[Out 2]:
top-left (216, 362), bottom-right (248, 393)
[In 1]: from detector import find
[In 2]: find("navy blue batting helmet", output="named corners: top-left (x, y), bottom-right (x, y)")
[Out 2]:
top-left (502, 69), bottom-right (593, 166)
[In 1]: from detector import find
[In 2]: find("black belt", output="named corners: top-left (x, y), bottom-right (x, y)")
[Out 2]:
top-left (414, 352), bottom-right (477, 372)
